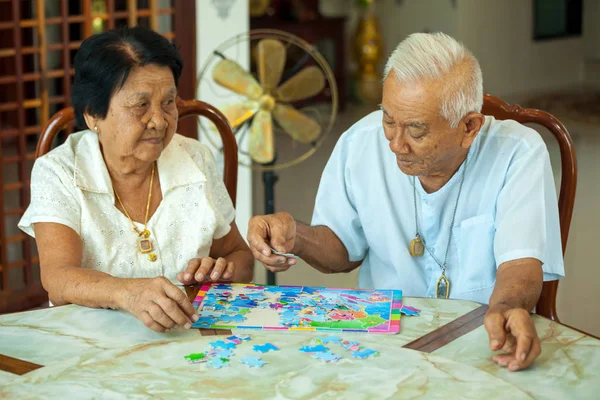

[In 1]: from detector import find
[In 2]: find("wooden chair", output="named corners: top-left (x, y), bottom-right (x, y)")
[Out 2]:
top-left (482, 94), bottom-right (577, 322)
top-left (0, 98), bottom-right (237, 314)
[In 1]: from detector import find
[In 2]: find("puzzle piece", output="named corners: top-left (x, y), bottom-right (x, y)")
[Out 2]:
top-left (400, 305), bottom-right (421, 316)
top-left (312, 351), bottom-right (341, 363)
top-left (240, 357), bottom-right (267, 368)
top-left (209, 340), bottom-right (236, 350)
top-left (216, 349), bottom-right (234, 358)
top-left (313, 336), bottom-right (342, 345)
top-left (299, 345), bottom-right (329, 353)
top-left (206, 357), bottom-right (229, 369)
top-left (352, 349), bottom-right (380, 359)
top-left (184, 353), bottom-right (207, 363)
top-left (341, 340), bottom-right (361, 351)
top-left (253, 343), bottom-right (279, 353)
top-left (219, 314), bottom-right (246, 323)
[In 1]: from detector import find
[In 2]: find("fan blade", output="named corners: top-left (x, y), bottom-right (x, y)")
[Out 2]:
top-left (257, 39), bottom-right (286, 93)
top-left (220, 100), bottom-right (259, 129)
top-left (213, 59), bottom-right (263, 100)
top-left (273, 104), bottom-right (321, 143)
top-left (275, 66), bottom-right (325, 103)
top-left (248, 110), bottom-right (275, 164)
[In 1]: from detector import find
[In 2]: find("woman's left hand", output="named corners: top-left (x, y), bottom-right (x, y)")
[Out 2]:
top-left (177, 257), bottom-right (235, 284)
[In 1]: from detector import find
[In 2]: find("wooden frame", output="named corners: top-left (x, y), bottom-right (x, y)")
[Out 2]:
top-left (482, 94), bottom-right (578, 322)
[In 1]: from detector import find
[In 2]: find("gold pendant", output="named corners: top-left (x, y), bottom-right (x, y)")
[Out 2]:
top-left (148, 253), bottom-right (157, 262)
top-left (435, 273), bottom-right (450, 299)
top-left (138, 238), bottom-right (153, 254)
top-left (409, 236), bottom-right (424, 257)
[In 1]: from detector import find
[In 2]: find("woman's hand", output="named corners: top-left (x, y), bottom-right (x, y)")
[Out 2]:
top-left (120, 276), bottom-right (199, 332)
top-left (177, 257), bottom-right (235, 284)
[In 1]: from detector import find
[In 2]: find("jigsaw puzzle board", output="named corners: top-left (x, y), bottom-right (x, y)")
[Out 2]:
top-left (191, 283), bottom-right (402, 334)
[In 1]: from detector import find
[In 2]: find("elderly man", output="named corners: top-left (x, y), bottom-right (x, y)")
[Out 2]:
top-left (247, 33), bottom-right (564, 371)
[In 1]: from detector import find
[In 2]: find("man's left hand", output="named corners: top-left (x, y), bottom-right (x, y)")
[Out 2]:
top-left (484, 303), bottom-right (542, 371)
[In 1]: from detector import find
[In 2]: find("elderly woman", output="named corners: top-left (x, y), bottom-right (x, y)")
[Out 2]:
top-left (18, 27), bottom-right (254, 332)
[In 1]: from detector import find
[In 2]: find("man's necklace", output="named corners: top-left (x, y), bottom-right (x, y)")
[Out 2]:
top-left (409, 151), bottom-right (469, 299)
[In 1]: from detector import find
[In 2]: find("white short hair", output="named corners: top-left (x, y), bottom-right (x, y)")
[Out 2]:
top-left (383, 32), bottom-right (483, 128)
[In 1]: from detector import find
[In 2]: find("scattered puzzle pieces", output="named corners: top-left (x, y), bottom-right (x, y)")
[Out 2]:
top-left (253, 343), bottom-right (279, 353)
top-left (299, 344), bottom-right (329, 353)
top-left (312, 351), bottom-right (341, 363)
top-left (240, 357), bottom-right (267, 368)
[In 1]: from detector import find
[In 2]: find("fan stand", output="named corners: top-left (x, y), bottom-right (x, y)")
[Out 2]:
top-left (262, 157), bottom-right (278, 285)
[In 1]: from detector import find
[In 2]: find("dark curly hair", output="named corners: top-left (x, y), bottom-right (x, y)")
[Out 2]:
top-left (71, 26), bottom-right (183, 129)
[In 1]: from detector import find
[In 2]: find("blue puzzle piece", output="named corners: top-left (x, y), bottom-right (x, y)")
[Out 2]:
top-left (240, 357), bottom-right (267, 368)
top-left (299, 345), bottom-right (329, 353)
top-left (342, 341), bottom-right (361, 351)
top-left (352, 349), bottom-right (380, 359)
top-left (206, 358), bottom-right (229, 369)
top-left (253, 343), bottom-right (279, 353)
top-left (313, 336), bottom-right (342, 345)
top-left (219, 314), bottom-right (246, 323)
top-left (209, 340), bottom-right (236, 350)
top-left (312, 351), bottom-right (341, 363)
top-left (216, 349), bottom-right (234, 358)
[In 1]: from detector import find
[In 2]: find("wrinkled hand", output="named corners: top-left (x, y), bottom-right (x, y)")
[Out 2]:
top-left (122, 276), bottom-right (198, 332)
top-left (177, 257), bottom-right (235, 284)
top-left (247, 212), bottom-right (297, 272)
top-left (484, 304), bottom-right (541, 371)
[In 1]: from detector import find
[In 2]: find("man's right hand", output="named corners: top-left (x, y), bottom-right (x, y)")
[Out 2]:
top-left (247, 212), bottom-right (298, 272)
top-left (120, 277), bottom-right (199, 332)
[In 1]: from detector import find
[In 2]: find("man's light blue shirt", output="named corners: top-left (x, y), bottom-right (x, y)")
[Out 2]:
top-left (311, 111), bottom-right (564, 304)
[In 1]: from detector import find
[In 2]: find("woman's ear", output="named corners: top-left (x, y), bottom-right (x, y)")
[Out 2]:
top-left (83, 113), bottom-right (99, 133)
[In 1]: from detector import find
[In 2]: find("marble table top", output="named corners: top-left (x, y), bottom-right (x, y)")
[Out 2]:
top-left (0, 297), bottom-right (598, 399)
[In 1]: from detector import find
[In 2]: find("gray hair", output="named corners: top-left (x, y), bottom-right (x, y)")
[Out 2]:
top-left (383, 32), bottom-right (483, 128)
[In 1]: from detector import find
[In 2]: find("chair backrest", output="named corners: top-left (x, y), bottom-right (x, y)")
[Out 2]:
top-left (482, 94), bottom-right (577, 322)
top-left (0, 98), bottom-right (237, 314)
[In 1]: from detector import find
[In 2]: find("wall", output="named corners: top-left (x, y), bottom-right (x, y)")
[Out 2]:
top-left (195, 0), bottom-right (259, 280)
top-left (457, 0), bottom-right (584, 97)
top-left (583, 0), bottom-right (600, 85)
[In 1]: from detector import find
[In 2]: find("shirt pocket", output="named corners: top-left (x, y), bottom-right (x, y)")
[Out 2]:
top-left (454, 213), bottom-right (497, 293)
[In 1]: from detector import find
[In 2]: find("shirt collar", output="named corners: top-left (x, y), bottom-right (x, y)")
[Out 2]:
top-left (74, 131), bottom-right (206, 195)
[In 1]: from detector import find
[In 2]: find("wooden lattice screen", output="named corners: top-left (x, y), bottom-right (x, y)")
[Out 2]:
top-left (0, 0), bottom-right (197, 313)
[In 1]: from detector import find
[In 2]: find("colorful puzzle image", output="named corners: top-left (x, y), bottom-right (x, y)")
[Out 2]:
top-left (191, 283), bottom-right (403, 334)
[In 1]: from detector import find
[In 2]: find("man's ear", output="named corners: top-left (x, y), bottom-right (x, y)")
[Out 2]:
top-left (460, 112), bottom-right (485, 148)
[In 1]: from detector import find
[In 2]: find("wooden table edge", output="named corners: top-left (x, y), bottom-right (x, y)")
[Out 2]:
top-left (402, 304), bottom-right (489, 353)
top-left (0, 354), bottom-right (43, 376)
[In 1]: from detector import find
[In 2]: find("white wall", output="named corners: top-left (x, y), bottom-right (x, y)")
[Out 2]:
top-left (323, 0), bottom-right (587, 97)
top-left (583, 0), bottom-right (600, 85)
top-left (457, 0), bottom-right (584, 98)
top-left (195, 0), bottom-right (255, 274)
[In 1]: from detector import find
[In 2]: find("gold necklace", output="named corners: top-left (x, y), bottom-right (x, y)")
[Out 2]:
top-left (409, 150), bottom-right (469, 299)
top-left (113, 162), bottom-right (158, 262)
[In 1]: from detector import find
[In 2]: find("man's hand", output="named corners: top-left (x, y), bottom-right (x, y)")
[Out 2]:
top-left (484, 303), bottom-right (541, 372)
top-left (247, 212), bottom-right (298, 272)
